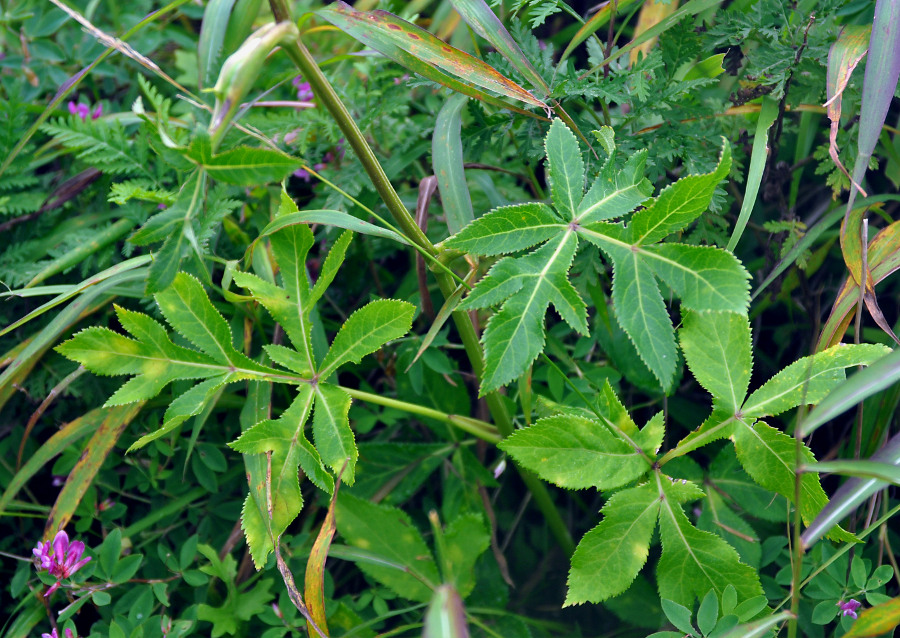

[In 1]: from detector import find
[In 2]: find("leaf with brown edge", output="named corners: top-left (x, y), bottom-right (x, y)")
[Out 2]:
top-left (317, 2), bottom-right (546, 114)
top-left (305, 466), bottom-right (343, 638)
top-left (44, 402), bottom-right (143, 536)
top-left (819, 216), bottom-right (900, 350)
top-left (825, 25), bottom-right (870, 190)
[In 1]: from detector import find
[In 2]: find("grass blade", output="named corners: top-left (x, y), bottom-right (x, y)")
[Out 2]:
top-left (433, 94), bottom-right (475, 236)
top-left (727, 96), bottom-right (778, 252)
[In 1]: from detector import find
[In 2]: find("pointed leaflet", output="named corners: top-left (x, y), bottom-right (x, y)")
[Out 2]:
top-left (237, 380), bottom-right (275, 569)
top-left (155, 273), bottom-right (260, 369)
top-left (335, 492), bottom-right (439, 603)
top-left (462, 232), bottom-right (588, 395)
top-left (576, 150), bottom-right (652, 224)
top-left (680, 311), bottom-right (752, 414)
top-left (201, 147), bottom-right (302, 186)
top-left (565, 483), bottom-right (660, 605)
top-left (605, 240), bottom-right (676, 392)
top-left (742, 343), bottom-right (890, 418)
top-left (312, 383), bottom-right (356, 485)
top-left (318, 299), bottom-right (415, 379)
top-left (643, 244), bottom-right (750, 312)
top-left (443, 203), bottom-right (563, 256)
top-left (545, 119), bottom-right (584, 218)
top-left (499, 414), bottom-right (652, 490)
top-left (231, 386), bottom-right (333, 568)
top-left (630, 141), bottom-right (732, 246)
top-left (731, 419), bottom-right (855, 543)
top-left (655, 473), bottom-right (763, 607)
top-left (233, 223), bottom-right (318, 375)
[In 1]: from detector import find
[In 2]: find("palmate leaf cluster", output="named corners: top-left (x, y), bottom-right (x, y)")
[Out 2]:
top-left (446, 119), bottom-right (749, 394)
top-left (56, 189), bottom-right (415, 569)
top-left (501, 310), bottom-right (887, 607)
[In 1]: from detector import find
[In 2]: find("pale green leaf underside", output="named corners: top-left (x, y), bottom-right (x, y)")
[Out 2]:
top-left (443, 202), bottom-right (563, 256)
top-left (499, 414), bottom-right (651, 490)
top-left (566, 483), bottom-right (660, 605)
top-left (680, 311), bottom-right (752, 414)
top-left (336, 493), bottom-right (439, 603)
top-left (319, 299), bottom-right (415, 379)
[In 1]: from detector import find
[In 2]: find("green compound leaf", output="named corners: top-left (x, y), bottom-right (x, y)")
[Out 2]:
top-left (318, 299), bottom-right (416, 379)
top-left (335, 492), bottom-right (439, 603)
top-left (630, 142), bottom-right (731, 246)
top-left (607, 244), bottom-right (676, 392)
top-left (201, 146), bottom-right (302, 186)
top-left (680, 311), bottom-right (753, 414)
top-left (565, 483), bottom-right (660, 605)
top-left (443, 202), bottom-right (563, 256)
top-left (656, 473), bottom-right (763, 607)
top-left (312, 383), bottom-right (356, 485)
top-left (230, 385), bottom-right (332, 568)
top-left (742, 343), bottom-right (890, 418)
top-left (449, 123), bottom-right (741, 395)
top-left (499, 414), bottom-right (652, 491)
top-left (56, 277), bottom-right (281, 451)
top-left (545, 118), bottom-right (585, 218)
top-left (732, 419), bottom-right (855, 543)
top-left (461, 232), bottom-right (588, 395)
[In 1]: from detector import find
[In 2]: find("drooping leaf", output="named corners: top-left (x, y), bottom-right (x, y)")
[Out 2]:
top-left (565, 482), bottom-right (660, 605)
top-left (499, 414), bottom-right (652, 490)
top-left (656, 473), bottom-right (763, 607)
top-left (442, 514), bottom-right (490, 597)
top-left (732, 419), bottom-right (854, 543)
top-left (230, 386), bottom-right (332, 568)
top-left (433, 94), bottom-right (475, 236)
top-left (680, 311), bottom-right (752, 414)
top-left (335, 493), bottom-right (439, 603)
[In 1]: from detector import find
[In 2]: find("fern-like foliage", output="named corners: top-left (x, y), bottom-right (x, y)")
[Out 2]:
top-left (42, 116), bottom-right (152, 178)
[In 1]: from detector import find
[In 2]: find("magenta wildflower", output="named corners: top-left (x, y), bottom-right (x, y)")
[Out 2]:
top-left (292, 76), bottom-right (314, 102)
top-left (67, 100), bottom-right (102, 122)
top-left (33, 530), bottom-right (92, 597)
top-left (41, 628), bottom-right (75, 638)
top-left (293, 167), bottom-right (311, 182)
top-left (837, 599), bottom-right (862, 619)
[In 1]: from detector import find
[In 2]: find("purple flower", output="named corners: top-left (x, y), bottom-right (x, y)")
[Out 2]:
top-left (837, 599), bottom-right (862, 619)
top-left (33, 530), bottom-right (92, 597)
top-left (293, 167), bottom-right (311, 182)
top-left (292, 77), bottom-right (314, 102)
top-left (41, 628), bottom-right (75, 638)
top-left (67, 100), bottom-right (102, 122)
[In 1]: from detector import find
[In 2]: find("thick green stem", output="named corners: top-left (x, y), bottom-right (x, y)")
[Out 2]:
top-left (269, 0), bottom-right (574, 557)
